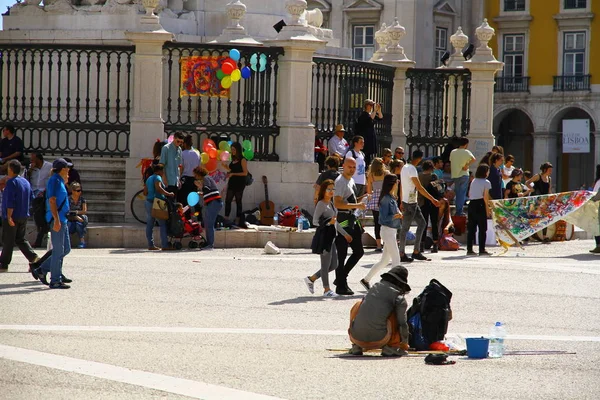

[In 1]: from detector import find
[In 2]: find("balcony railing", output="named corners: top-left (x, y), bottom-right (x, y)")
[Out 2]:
top-left (495, 76), bottom-right (530, 93)
top-left (553, 75), bottom-right (591, 92)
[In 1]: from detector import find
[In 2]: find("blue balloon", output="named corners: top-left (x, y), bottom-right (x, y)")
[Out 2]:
top-left (187, 192), bottom-right (200, 207)
top-left (241, 66), bottom-right (252, 79)
top-left (229, 49), bottom-right (241, 62)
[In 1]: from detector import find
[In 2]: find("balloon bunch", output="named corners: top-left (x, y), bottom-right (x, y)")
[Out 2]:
top-left (242, 139), bottom-right (254, 161)
top-left (217, 49), bottom-right (253, 89)
top-left (200, 139), bottom-right (233, 172)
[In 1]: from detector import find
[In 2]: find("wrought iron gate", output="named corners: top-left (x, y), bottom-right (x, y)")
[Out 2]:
top-left (405, 68), bottom-right (471, 158)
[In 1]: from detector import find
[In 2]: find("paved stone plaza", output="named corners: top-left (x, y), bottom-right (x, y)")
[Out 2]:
top-left (1, 239), bottom-right (599, 400)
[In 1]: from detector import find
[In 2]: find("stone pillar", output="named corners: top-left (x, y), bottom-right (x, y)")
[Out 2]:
top-left (124, 29), bottom-right (174, 221)
top-left (379, 18), bottom-right (415, 151)
top-left (533, 132), bottom-right (559, 179)
top-left (463, 19), bottom-right (503, 164)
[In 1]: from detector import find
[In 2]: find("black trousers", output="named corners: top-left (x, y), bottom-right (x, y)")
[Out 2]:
top-left (334, 224), bottom-right (364, 287)
top-left (421, 200), bottom-right (440, 244)
top-left (467, 199), bottom-right (487, 252)
top-left (225, 187), bottom-right (245, 219)
top-left (32, 196), bottom-right (49, 247)
top-left (0, 217), bottom-right (38, 266)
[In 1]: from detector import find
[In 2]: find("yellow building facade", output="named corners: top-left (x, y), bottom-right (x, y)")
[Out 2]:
top-left (486, 0), bottom-right (600, 190)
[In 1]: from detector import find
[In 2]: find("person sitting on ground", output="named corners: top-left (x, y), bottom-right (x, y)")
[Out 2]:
top-left (67, 182), bottom-right (88, 248)
top-left (348, 265), bottom-right (411, 357)
top-left (313, 156), bottom-right (340, 205)
top-left (314, 128), bottom-right (327, 172)
top-left (328, 124), bottom-right (349, 159)
top-left (502, 155), bottom-right (516, 185)
top-left (432, 157), bottom-right (444, 180)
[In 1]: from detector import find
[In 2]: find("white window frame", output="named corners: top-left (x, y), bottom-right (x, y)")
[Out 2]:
top-left (499, 0), bottom-right (530, 16)
top-left (352, 25), bottom-right (375, 61)
top-left (435, 27), bottom-right (448, 67)
top-left (562, 31), bottom-right (587, 75)
top-left (502, 34), bottom-right (525, 78)
top-left (561, 0), bottom-right (591, 12)
top-left (558, 29), bottom-right (590, 76)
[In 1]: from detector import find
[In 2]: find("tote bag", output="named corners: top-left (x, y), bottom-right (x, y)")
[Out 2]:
top-left (151, 198), bottom-right (169, 220)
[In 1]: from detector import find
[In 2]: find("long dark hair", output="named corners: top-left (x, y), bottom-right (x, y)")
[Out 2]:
top-left (231, 142), bottom-right (243, 162)
top-left (379, 174), bottom-right (398, 205)
top-left (318, 179), bottom-right (335, 201)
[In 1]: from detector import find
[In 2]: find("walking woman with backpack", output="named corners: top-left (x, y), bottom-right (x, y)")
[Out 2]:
top-left (366, 158), bottom-right (387, 252)
top-left (304, 179), bottom-right (351, 298)
top-left (360, 174), bottom-right (403, 290)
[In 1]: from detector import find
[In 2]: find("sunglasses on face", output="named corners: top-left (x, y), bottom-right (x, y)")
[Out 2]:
top-left (396, 151), bottom-right (404, 155)
top-left (326, 188), bottom-right (335, 192)
top-left (73, 189), bottom-right (81, 192)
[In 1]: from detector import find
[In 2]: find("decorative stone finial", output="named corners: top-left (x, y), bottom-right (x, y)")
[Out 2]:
top-left (141, 0), bottom-right (160, 18)
top-left (226, 0), bottom-right (247, 30)
top-left (450, 27), bottom-right (469, 57)
top-left (378, 18), bottom-right (408, 61)
top-left (370, 23), bottom-right (389, 62)
top-left (476, 19), bottom-right (495, 51)
top-left (286, 0), bottom-right (308, 26)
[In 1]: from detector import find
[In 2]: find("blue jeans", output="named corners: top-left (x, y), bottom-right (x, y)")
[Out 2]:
top-left (453, 175), bottom-right (470, 216)
top-left (203, 199), bottom-right (223, 247)
top-left (145, 200), bottom-right (168, 248)
top-left (40, 220), bottom-right (71, 284)
top-left (68, 215), bottom-right (88, 240)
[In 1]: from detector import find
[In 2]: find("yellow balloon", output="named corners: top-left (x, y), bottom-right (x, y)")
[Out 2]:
top-left (221, 76), bottom-right (232, 89)
top-left (200, 152), bottom-right (209, 164)
top-left (231, 69), bottom-right (242, 82)
top-left (217, 150), bottom-right (223, 156)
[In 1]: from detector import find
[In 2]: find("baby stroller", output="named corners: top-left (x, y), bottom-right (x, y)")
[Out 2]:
top-left (166, 202), bottom-right (207, 250)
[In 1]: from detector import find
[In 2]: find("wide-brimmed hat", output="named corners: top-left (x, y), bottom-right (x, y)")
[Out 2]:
top-left (511, 169), bottom-right (523, 178)
top-left (381, 265), bottom-right (411, 292)
top-left (335, 124), bottom-right (346, 132)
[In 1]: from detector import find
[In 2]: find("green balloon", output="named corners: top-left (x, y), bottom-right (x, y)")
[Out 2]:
top-left (242, 139), bottom-right (252, 151)
top-left (243, 149), bottom-right (255, 161)
top-left (216, 69), bottom-right (225, 80)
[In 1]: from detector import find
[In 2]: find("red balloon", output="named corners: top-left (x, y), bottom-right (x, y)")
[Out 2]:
top-left (202, 139), bottom-right (216, 153)
top-left (222, 62), bottom-right (235, 75)
top-left (208, 147), bottom-right (218, 159)
top-left (205, 157), bottom-right (218, 172)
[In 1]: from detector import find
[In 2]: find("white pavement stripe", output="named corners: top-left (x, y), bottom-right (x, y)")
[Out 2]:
top-left (1, 325), bottom-right (599, 342)
top-left (0, 343), bottom-right (283, 400)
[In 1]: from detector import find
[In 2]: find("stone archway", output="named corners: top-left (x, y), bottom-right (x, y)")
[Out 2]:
top-left (493, 108), bottom-right (535, 172)
top-left (549, 107), bottom-right (597, 191)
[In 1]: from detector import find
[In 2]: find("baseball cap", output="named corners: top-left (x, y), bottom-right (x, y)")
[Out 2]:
top-left (53, 158), bottom-right (73, 169)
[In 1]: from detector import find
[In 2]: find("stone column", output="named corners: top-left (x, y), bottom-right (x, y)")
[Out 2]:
top-left (463, 19), bottom-right (503, 164)
top-left (379, 18), bottom-right (415, 151)
top-left (124, 29), bottom-right (174, 221)
top-left (533, 132), bottom-right (559, 178)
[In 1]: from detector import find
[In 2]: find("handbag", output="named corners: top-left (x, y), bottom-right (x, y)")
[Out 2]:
top-left (245, 172), bottom-right (254, 186)
top-left (151, 198), bottom-right (169, 220)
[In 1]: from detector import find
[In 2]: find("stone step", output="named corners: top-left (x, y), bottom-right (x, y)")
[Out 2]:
top-left (80, 178), bottom-right (126, 190)
top-left (86, 210), bottom-right (126, 224)
top-left (64, 157), bottom-right (126, 169)
top-left (83, 188), bottom-right (125, 201)
top-left (77, 168), bottom-right (125, 180)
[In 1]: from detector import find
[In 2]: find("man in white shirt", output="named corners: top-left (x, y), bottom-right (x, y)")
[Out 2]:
top-left (449, 137), bottom-right (476, 216)
top-left (344, 135), bottom-right (366, 197)
top-left (399, 150), bottom-right (440, 262)
top-left (27, 152), bottom-right (52, 248)
top-left (179, 134), bottom-right (201, 205)
top-left (328, 124), bottom-right (349, 160)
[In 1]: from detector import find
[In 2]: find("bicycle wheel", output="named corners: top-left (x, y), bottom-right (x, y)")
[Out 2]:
top-left (130, 189), bottom-right (147, 224)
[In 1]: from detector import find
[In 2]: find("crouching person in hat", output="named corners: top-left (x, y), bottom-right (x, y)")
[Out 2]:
top-left (348, 266), bottom-right (411, 357)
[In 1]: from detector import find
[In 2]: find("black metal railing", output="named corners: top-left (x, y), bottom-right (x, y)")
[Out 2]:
top-left (311, 57), bottom-right (395, 155)
top-left (495, 76), bottom-right (530, 93)
top-left (405, 68), bottom-right (471, 158)
top-left (163, 42), bottom-right (284, 161)
top-left (0, 43), bottom-right (134, 157)
top-left (553, 75), bottom-right (591, 92)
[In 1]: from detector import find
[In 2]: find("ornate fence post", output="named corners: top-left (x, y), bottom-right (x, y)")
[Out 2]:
top-left (123, 29), bottom-right (174, 221)
top-left (464, 19), bottom-right (503, 163)
top-left (379, 18), bottom-right (415, 151)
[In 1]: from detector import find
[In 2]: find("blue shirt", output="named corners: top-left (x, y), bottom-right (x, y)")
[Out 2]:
top-left (159, 142), bottom-right (182, 187)
top-left (2, 176), bottom-right (33, 220)
top-left (378, 194), bottom-right (402, 229)
top-left (146, 174), bottom-right (166, 202)
top-left (45, 173), bottom-right (69, 223)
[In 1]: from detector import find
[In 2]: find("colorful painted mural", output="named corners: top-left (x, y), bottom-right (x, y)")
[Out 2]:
top-left (180, 56), bottom-right (230, 98)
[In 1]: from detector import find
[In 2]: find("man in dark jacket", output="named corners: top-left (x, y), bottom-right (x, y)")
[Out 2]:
top-left (355, 99), bottom-right (383, 166)
top-left (348, 266), bottom-right (411, 357)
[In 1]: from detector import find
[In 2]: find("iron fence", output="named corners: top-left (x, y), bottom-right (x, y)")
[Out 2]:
top-left (405, 68), bottom-right (471, 158)
top-left (163, 42), bottom-right (284, 161)
top-left (311, 57), bottom-right (395, 155)
top-left (0, 43), bottom-right (134, 157)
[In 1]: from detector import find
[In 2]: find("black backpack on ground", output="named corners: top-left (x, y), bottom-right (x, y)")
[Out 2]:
top-left (407, 279), bottom-right (453, 350)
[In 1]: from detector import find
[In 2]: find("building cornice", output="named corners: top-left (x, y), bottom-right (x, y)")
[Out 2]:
top-left (553, 12), bottom-right (594, 29)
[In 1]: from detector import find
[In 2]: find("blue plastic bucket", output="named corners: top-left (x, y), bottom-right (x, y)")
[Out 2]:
top-left (466, 337), bottom-right (489, 359)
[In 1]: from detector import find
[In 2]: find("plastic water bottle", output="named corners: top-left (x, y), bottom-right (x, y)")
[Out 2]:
top-left (297, 217), bottom-right (303, 232)
top-left (488, 321), bottom-right (507, 358)
top-left (273, 214), bottom-right (279, 226)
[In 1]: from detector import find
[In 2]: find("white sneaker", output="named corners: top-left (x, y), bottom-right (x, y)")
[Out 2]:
top-left (304, 277), bottom-right (314, 294)
top-left (323, 290), bottom-right (339, 298)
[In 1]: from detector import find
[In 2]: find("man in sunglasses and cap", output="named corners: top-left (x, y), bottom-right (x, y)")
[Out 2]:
top-left (347, 265), bottom-right (411, 357)
top-left (328, 124), bottom-right (350, 160)
top-left (32, 158), bottom-right (73, 289)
